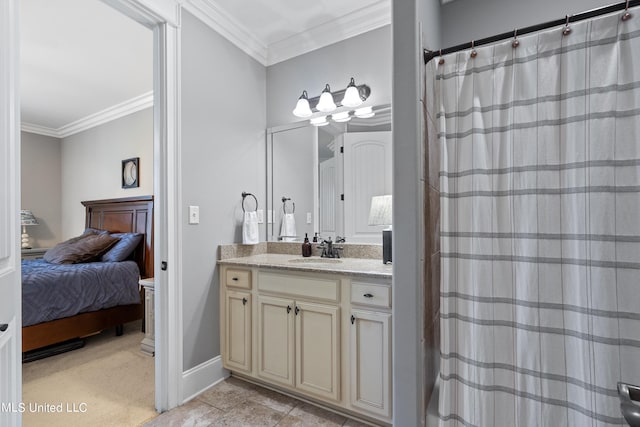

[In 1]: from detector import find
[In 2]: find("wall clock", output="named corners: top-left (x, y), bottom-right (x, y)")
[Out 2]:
top-left (122, 157), bottom-right (139, 189)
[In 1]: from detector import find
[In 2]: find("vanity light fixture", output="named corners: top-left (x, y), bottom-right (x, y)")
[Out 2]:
top-left (341, 77), bottom-right (364, 107)
top-left (331, 111), bottom-right (351, 123)
top-left (316, 84), bottom-right (337, 112)
top-left (292, 90), bottom-right (313, 118)
top-left (354, 106), bottom-right (375, 119)
top-left (310, 116), bottom-right (329, 126)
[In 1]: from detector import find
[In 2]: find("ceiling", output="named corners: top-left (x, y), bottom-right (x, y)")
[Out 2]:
top-left (20, 0), bottom-right (389, 138)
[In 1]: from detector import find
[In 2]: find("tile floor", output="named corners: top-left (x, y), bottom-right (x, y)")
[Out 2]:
top-left (144, 376), bottom-right (376, 427)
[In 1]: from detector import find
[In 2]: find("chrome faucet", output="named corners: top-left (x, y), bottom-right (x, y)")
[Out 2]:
top-left (318, 237), bottom-right (344, 258)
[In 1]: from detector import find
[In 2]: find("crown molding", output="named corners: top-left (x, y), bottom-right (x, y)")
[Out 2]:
top-left (181, 0), bottom-right (268, 65)
top-left (21, 91), bottom-right (154, 139)
top-left (267, 1), bottom-right (391, 65)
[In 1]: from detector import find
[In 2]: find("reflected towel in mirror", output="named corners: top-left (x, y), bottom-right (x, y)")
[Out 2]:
top-left (242, 211), bottom-right (259, 245)
top-left (280, 213), bottom-right (297, 241)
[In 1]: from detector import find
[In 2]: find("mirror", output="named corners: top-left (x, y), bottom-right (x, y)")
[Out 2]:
top-left (266, 105), bottom-right (391, 243)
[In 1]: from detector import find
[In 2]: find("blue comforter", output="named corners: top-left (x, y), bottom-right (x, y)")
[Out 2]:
top-left (22, 259), bottom-right (141, 327)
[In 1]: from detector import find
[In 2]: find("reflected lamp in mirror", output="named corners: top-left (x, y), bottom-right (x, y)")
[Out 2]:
top-left (20, 210), bottom-right (39, 249)
top-left (368, 195), bottom-right (392, 264)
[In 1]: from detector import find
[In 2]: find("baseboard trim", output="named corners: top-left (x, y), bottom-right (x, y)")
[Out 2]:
top-left (181, 355), bottom-right (228, 403)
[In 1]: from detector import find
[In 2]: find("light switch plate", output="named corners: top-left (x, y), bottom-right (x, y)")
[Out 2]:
top-left (306, 212), bottom-right (312, 224)
top-left (189, 205), bottom-right (200, 224)
top-left (257, 209), bottom-right (264, 224)
top-left (267, 210), bottom-right (273, 224)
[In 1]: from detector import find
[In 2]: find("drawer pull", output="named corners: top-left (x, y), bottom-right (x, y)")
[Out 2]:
top-left (295, 306), bottom-right (300, 315)
top-left (363, 293), bottom-right (374, 298)
top-left (0, 324), bottom-right (7, 332)
top-left (287, 305), bottom-right (292, 314)
top-left (232, 277), bottom-right (239, 281)
top-left (242, 297), bottom-right (247, 305)
top-left (350, 315), bottom-right (355, 325)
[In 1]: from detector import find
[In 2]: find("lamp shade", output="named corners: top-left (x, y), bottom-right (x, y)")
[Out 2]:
top-left (310, 116), bottom-right (329, 127)
top-left (368, 195), bottom-right (392, 226)
top-left (21, 210), bottom-right (39, 226)
top-left (341, 77), bottom-right (363, 108)
top-left (292, 90), bottom-right (312, 117)
top-left (354, 106), bottom-right (375, 119)
top-left (331, 111), bottom-right (351, 122)
top-left (316, 84), bottom-right (336, 113)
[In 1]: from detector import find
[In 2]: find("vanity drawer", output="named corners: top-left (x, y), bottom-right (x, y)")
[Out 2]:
top-left (351, 282), bottom-right (391, 308)
top-left (258, 271), bottom-right (339, 302)
top-left (226, 269), bottom-right (251, 289)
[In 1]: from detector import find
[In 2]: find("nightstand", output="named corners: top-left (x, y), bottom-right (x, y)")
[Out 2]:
top-left (139, 277), bottom-right (155, 356)
top-left (21, 247), bottom-right (49, 260)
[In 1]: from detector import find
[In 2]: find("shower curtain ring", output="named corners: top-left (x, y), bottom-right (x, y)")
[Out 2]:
top-left (563, 15), bottom-right (572, 36)
top-left (470, 40), bottom-right (477, 58)
top-left (512, 28), bottom-right (520, 48)
top-left (438, 49), bottom-right (445, 65)
top-left (622, 0), bottom-right (632, 21)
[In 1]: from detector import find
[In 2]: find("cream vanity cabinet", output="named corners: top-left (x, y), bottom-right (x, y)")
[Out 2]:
top-left (220, 264), bottom-right (391, 425)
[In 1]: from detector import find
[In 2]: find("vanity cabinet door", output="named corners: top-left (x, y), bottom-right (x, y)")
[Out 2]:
top-left (257, 295), bottom-right (295, 387)
top-left (295, 301), bottom-right (340, 402)
top-left (223, 290), bottom-right (252, 373)
top-left (349, 309), bottom-right (392, 419)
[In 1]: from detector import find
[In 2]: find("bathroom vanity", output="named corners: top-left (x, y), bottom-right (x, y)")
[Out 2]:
top-left (218, 253), bottom-right (392, 426)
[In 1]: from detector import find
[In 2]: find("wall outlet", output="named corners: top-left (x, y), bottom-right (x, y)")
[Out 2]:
top-left (306, 212), bottom-right (312, 224)
top-left (189, 205), bottom-right (200, 224)
top-left (257, 209), bottom-right (264, 224)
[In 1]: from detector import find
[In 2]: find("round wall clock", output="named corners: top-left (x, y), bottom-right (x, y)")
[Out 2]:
top-left (122, 157), bottom-right (139, 188)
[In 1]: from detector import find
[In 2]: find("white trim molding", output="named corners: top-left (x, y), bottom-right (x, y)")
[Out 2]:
top-left (21, 91), bottom-right (154, 138)
top-left (182, 356), bottom-right (228, 403)
top-left (267, 1), bottom-right (391, 65)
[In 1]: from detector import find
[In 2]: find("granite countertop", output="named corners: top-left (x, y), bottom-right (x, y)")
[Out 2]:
top-left (218, 253), bottom-right (392, 279)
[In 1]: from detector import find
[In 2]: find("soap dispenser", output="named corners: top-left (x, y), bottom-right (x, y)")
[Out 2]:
top-left (302, 233), bottom-right (312, 257)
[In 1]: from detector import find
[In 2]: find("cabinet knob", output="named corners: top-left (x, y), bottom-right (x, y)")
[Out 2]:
top-left (350, 315), bottom-right (355, 325)
top-left (363, 293), bottom-right (374, 298)
top-left (242, 297), bottom-right (247, 305)
top-left (0, 324), bottom-right (7, 332)
top-left (232, 277), bottom-right (239, 281)
top-left (295, 306), bottom-right (300, 315)
top-left (287, 305), bottom-right (292, 314)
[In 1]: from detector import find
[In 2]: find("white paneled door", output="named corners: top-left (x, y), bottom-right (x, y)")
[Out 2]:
top-left (343, 132), bottom-right (392, 243)
top-left (0, 0), bottom-right (22, 425)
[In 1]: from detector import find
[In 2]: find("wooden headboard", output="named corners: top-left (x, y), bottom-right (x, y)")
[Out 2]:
top-left (81, 196), bottom-right (154, 278)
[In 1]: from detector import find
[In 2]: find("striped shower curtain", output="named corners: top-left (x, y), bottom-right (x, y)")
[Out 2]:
top-left (429, 8), bottom-right (640, 427)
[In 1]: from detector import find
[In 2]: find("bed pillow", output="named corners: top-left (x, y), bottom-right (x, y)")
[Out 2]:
top-left (101, 232), bottom-right (143, 262)
top-left (83, 227), bottom-right (109, 236)
top-left (44, 233), bottom-right (120, 264)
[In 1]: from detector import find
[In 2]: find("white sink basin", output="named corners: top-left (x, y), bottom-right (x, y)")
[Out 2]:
top-left (288, 258), bottom-right (343, 264)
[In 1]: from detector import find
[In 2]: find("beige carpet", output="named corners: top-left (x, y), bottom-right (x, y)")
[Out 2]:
top-left (22, 321), bottom-right (156, 427)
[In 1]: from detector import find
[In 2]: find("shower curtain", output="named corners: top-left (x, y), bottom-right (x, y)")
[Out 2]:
top-left (429, 9), bottom-right (640, 427)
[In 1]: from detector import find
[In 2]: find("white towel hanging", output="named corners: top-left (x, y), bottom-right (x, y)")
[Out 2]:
top-left (280, 213), bottom-right (297, 241)
top-left (242, 211), bottom-right (259, 245)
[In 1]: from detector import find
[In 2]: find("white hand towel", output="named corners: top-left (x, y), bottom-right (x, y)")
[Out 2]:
top-left (280, 213), bottom-right (297, 241)
top-left (242, 211), bottom-right (259, 245)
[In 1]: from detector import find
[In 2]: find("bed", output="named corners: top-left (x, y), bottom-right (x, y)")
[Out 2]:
top-left (21, 196), bottom-right (154, 353)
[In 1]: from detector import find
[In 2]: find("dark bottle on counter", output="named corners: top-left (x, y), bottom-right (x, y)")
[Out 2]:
top-left (302, 233), bottom-right (312, 257)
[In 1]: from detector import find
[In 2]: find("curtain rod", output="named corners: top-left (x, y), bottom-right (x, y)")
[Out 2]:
top-left (423, 0), bottom-right (640, 64)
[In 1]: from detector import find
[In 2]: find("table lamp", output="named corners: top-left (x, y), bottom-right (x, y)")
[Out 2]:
top-left (368, 195), bottom-right (392, 264)
top-left (20, 210), bottom-right (39, 249)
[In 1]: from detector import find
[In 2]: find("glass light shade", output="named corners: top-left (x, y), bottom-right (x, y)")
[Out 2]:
top-left (292, 90), bottom-right (312, 117)
top-left (341, 77), bottom-right (363, 107)
top-left (316, 84), bottom-right (336, 113)
top-left (331, 111), bottom-right (351, 122)
top-left (368, 195), bottom-right (392, 226)
top-left (310, 116), bottom-right (329, 126)
top-left (354, 106), bottom-right (375, 118)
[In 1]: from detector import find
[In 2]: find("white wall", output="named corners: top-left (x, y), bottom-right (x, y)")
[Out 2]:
top-left (60, 108), bottom-right (153, 238)
top-left (267, 26), bottom-right (391, 128)
top-left (180, 10), bottom-right (266, 370)
top-left (20, 131), bottom-right (62, 248)
top-left (440, 0), bottom-right (613, 47)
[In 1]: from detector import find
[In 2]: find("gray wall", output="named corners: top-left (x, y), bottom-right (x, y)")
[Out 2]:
top-left (20, 132), bottom-right (62, 248)
top-left (441, 0), bottom-right (613, 47)
top-left (180, 10), bottom-right (266, 370)
top-left (267, 26), bottom-right (391, 128)
top-left (60, 108), bottom-right (153, 238)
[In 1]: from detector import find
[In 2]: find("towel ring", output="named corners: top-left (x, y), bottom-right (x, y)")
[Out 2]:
top-left (241, 192), bottom-right (258, 213)
top-left (282, 197), bottom-right (295, 214)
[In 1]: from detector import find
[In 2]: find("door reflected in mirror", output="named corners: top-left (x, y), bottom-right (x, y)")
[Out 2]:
top-left (266, 105), bottom-right (391, 243)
